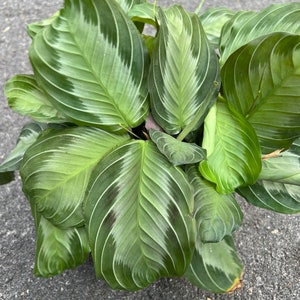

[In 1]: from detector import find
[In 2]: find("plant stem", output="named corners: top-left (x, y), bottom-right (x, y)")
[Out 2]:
top-left (195, 0), bottom-right (206, 15)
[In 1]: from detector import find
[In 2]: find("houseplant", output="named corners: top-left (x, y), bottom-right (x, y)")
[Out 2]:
top-left (1, 0), bottom-right (300, 294)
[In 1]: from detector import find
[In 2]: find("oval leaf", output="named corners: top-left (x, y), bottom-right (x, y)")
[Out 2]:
top-left (219, 3), bottom-right (300, 65)
top-left (20, 127), bottom-right (129, 228)
top-left (184, 235), bottom-right (243, 293)
top-left (32, 204), bottom-right (89, 277)
top-left (5, 75), bottom-right (67, 123)
top-left (186, 165), bottom-right (243, 242)
top-left (149, 5), bottom-right (220, 135)
top-left (29, 0), bottom-right (149, 131)
top-left (199, 101), bottom-right (262, 194)
top-left (84, 140), bottom-right (195, 290)
top-left (222, 33), bottom-right (300, 153)
top-left (149, 129), bottom-right (206, 166)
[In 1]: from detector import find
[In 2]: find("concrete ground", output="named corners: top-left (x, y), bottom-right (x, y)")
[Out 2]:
top-left (0, 0), bottom-right (299, 299)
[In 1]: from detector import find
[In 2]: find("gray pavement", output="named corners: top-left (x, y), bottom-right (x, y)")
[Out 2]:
top-left (0, 0), bottom-right (299, 299)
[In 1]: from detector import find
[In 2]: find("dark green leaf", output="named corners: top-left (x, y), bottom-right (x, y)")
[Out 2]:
top-left (238, 181), bottom-right (300, 214)
top-left (199, 101), bottom-right (262, 194)
top-left (184, 235), bottom-right (243, 293)
top-left (149, 5), bottom-right (220, 135)
top-left (238, 139), bottom-right (300, 214)
top-left (84, 140), bottom-right (195, 290)
top-left (186, 165), bottom-right (243, 242)
top-left (0, 172), bottom-right (14, 185)
top-left (149, 129), bottom-right (206, 166)
top-left (222, 32), bottom-right (300, 153)
top-left (29, 0), bottom-right (149, 132)
top-left (31, 202), bottom-right (89, 277)
top-left (20, 126), bottom-right (130, 228)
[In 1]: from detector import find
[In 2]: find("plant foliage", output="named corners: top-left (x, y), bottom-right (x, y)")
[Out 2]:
top-left (1, 0), bottom-right (300, 294)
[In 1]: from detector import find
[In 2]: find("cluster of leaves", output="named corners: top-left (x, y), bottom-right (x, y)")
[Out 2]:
top-left (1, 0), bottom-right (300, 293)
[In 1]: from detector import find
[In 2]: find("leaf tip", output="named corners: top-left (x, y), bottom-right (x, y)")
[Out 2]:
top-left (226, 270), bottom-right (244, 293)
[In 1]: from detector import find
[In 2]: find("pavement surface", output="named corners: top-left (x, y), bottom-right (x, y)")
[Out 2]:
top-left (0, 0), bottom-right (299, 299)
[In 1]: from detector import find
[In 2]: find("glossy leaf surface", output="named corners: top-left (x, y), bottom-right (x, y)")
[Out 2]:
top-left (238, 181), bottom-right (300, 214)
top-left (187, 165), bottom-right (243, 242)
top-left (20, 127), bottom-right (129, 228)
top-left (184, 235), bottom-right (243, 293)
top-left (199, 102), bottom-right (262, 194)
top-left (29, 0), bottom-right (149, 131)
top-left (149, 5), bottom-right (219, 135)
top-left (85, 140), bottom-right (195, 290)
top-left (219, 3), bottom-right (300, 64)
top-left (222, 32), bottom-right (300, 153)
top-left (149, 129), bottom-right (206, 166)
top-left (31, 202), bottom-right (89, 277)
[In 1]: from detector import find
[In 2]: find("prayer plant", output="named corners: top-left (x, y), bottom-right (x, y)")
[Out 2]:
top-left (1, 0), bottom-right (300, 294)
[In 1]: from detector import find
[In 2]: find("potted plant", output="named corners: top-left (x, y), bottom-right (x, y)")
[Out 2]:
top-left (1, 0), bottom-right (299, 294)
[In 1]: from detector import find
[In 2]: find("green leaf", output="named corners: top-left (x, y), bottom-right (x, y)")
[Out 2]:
top-left (149, 5), bottom-right (220, 135)
top-left (31, 202), bottom-right (89, 277)
top-left (29, 0), bottom-right (149, 132)
top-left (221, 32), bottom-right (300, 153)
top-left (115, 0), bottom-right (146, 14)
top-left (20, 126), bottom-right (130, 228)
top-left (5, 75), bottom-right (67, 123)
top-left (0, 123), bottom-right (47, 173)
top-left (259, 138), bottom-right (300, 185)
top-left (219, 3), bottom-right (300, 65)
top-left (84, 140), bottom-right (195, 290)
top-left (238, 181), bottom-right (300, 214)
top-left (199, 101), bottom-right (262, 194)
top-left (184, 235), bottom-right (243, 293)
top-left (0, 172), bottom-right (14, 185)
top-left (27, 11), bottom-right (60, 39)
top-left (128, 2), bottom-right (157, 27)
top-left (186, 165), bottom-right (243, 242)
top-left (200, 7), bottom-right (235, 49)
top-left (149, 129), bottom-right (206, 166)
